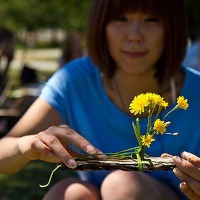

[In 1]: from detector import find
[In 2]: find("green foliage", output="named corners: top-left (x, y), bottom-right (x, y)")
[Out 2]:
top-left (1, 0), bottom-right (200, 40)
top-left (0, 0), bottom-right (92, 32)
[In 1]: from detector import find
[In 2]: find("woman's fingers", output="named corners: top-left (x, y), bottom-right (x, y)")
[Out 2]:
top-left (19, 125), bottom-right (105, 168)
top-left (33, 125), bottom-right (105, 168)
top-left (173, 155), bottom-right (200, 182)
top-left (179, 182), bottom-right (200, 200)
top-left (181, 151), bottom-right (200, 167)
top-left (18, 135), bottom-right (55, 161)
top-left (161, 153), bottom-right (172, 158)
top-left (173, 167), bottom-right (200, 196)
top-left (45, 125), bottom-right (105, 157)
top-left (37, 132), bottom-right (77, 168)
top-left (31, 137), bottom-right (55, 158)
top-left (173, 153), bottom-right (200, 198)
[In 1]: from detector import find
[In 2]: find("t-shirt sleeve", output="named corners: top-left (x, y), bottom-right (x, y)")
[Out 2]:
top-left (39, 56), bottom-right (97, 125)
top-left (39, 66), bottom-right (69, 123)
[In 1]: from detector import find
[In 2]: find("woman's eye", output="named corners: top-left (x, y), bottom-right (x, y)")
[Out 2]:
top-left (145, 17), bottom-right (159, 23)
top-left (114, 16), bottom-right (128, 22)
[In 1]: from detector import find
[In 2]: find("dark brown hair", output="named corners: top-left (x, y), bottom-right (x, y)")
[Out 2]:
top-left (86, 0), bottom-right (188, 83)
top-left (60, 32), bottom-right (84, 66)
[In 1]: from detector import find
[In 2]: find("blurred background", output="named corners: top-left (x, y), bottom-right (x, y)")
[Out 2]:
top-left (0, 0), bottom-right (200, 199)
top-left (0, 0), bottom-right (90, 199)
top-left (0, 0), bottom-right (90, 136)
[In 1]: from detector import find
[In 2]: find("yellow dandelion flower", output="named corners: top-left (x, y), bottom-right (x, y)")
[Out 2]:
top-left (158, 100), bottom-right (169, 108)
top-left (177, 96), bottom-right (189, 110)
top-left (141, 134), bottom-right (155, 148)
top-left (129, 93), bottom-right (150, 115)
top-left (150, 93), bottom-right (168, 107)
top-left (145, 93), bottom-right (156, 107)
top-left (145, 93), bottom-right (168, 109)
top-left (146, 93), bottom-right (159, 103)
top-left (153, 119), bottom-right (166, 134)
top-left (145, 92), bottom-right (154, 100)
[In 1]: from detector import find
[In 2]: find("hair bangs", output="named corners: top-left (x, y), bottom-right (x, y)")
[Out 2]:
top-left (107, 0), bottom-right (165, 21)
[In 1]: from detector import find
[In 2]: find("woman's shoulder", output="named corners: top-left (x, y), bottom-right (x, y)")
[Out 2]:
top-left (50, 56), bottom-right (99, 84)
top-left (40, 56), bottom-right (101, 111)
top-left (47, 56), bottom-right (101, 91)
top-left (62, 56), bottom-right (98, 75)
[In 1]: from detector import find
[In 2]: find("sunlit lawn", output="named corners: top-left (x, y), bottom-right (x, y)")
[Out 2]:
top-left (0, 161), bottom-right (77, 200)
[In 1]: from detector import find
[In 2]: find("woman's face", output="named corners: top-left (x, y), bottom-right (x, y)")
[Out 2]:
top-left (106, 11), bottom-right (165, 75)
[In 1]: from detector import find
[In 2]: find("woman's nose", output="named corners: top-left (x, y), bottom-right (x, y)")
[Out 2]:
top-left (127, 22), bottom-right (143, 43)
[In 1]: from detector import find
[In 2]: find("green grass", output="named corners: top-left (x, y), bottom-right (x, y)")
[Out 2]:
top-left (0, 161), bottom-right (77, 200)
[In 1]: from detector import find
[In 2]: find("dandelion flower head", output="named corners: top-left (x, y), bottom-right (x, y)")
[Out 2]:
top-left (129, 93), bottom-right (169, 115)
top-left (141, 134), bottom-right (155, 148)
top-left (146, 93), bottom-right (168, 108)
top-left (129, 93), bottom-right (149, 115)
top-left (177, 96), bottom-right (189, 110)
top-left (153, 119), bottom-right (166, 134)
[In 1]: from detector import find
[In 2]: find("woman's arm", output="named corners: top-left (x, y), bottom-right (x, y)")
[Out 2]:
top-left (173, 152), bottom-right (200, 200)
top-left (0, 98), bottom-right (61, 174)
top-left (0, 98), bottom-right (102, 174)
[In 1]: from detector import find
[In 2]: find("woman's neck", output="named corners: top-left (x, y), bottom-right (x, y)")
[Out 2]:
top-left (103, 70), bottom-right (159, 113)
top-left (115, 71), bottom-right (158, 94)
top-left (103, 69), bottom-right (184, 114)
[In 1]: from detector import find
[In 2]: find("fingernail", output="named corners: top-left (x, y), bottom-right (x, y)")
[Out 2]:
top-left (67, 159), bottom-right (77, 169)
top-left (173, 167), bottom-right (183, 177)
top-left (173, 156), bottom-right (183, 165)
top-left (96, 151), bottom-right (107, 159)
top-left (181, 151), bottom-right (191, 160)
top-left (86, 145), bottom-right (96, 154)
top-left (173, 167), bottom-right (177, 173)
top-left (181, 151), bottom-right (188, 157)
top-left (180, 182), bottom-right (187, 189)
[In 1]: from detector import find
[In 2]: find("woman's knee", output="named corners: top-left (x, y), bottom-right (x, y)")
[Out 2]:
top-left (100, 170), bottom-right (180, 200)
top-left (43, 178), bottom-right (100, 200)
top-left (101, 170), bottom-right (144, 200)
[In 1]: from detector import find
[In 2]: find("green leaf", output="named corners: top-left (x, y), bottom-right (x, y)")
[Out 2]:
top-left (135, 118), bottom-right (142, 147)
top-left (136, 153), bottom-right (143, 171)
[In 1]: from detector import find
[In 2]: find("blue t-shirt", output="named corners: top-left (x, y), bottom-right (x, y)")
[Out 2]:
top-left (40, 56), bottom-right (200, 199)
top-left (183, 41), bottom-right (200, 71)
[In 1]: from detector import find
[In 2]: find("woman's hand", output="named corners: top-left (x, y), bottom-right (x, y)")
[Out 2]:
top-left (18, 125), bottom-right (104, 169)
top-left (173, 152), bottom-right (200, 200)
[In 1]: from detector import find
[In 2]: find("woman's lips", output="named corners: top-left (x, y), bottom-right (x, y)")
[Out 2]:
top-left (122, 50), bottom-right (147, 58)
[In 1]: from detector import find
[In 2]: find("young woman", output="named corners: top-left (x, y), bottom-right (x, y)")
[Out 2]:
top-left (0, 0), bottom-right (200, 199)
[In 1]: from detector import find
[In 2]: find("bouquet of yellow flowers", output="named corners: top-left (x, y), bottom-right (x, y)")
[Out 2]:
top-left (109, 93), bottom-right (189, 170)
top-left (40, 92), bottom-right (189, 187)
